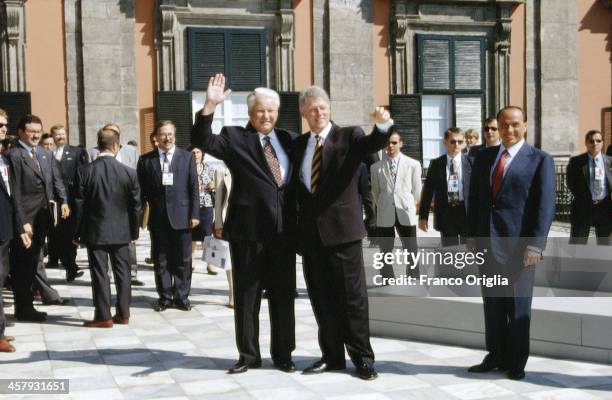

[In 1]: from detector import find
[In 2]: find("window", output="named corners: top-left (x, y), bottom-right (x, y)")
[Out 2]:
top-left (187, 27), bottom-right (267, 92)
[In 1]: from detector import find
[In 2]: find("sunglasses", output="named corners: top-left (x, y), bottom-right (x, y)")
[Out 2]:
top-left (588, 139), bottom-right (603, 144)
top-left (449, 139), bottom-right (464, 145)
top-left (388, 141), bottom-right (399, 145)
top-left (484, 127), bottom-right (498, 131)
top-left (0, 123), bottom-right (7, 128)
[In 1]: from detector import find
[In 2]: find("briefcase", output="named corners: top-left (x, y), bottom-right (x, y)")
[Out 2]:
top-left (202, 236), bottom-right (232, 270)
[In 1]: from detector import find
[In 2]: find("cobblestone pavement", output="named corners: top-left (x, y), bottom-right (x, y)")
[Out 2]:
top-left (1, 228), bottom-right (611, 400)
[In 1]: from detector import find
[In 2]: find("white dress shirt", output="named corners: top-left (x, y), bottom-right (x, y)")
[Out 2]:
top-left (490, 139), bottom-right (525, 184)
top-left (0, 156), bottom-right (10, 196)
top-left (54, 146), bottom-right (64, 161)
top-left (258, 130), bottom-right (290, 184)
top-left (158, 146), bottom-right (176, 170)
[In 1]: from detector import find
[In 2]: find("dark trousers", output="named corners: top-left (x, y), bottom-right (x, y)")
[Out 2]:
top-left (152, 225), bottom-right (192, 305)
top-left (377, 216), bottom-right (418, 278)
top-left (34, 257), bottom-right (61, 303)
top-left (302, 228), bottom-right (374, 369)
top-left (87, 244), bottom-right (131, 321)
top-left (48, 215), bottom-right (78, 273)
top-left (0, 240), bottom-right (10, 338)
top-left (481, 260), bottom-right (534, 372)
top-left (128, 242), bottom-right (138, 279)
top-left (439, 204), bottom-right (467, 247)
top-left (229, 236), bottom-right (296, 364)
top-left (9, 208), bottom-right (49, 314)
top-left (569, 202), bottom-right (612, 245)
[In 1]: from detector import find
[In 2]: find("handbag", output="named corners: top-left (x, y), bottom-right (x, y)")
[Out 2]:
top-left (202, 236), bottom-right (232, 270)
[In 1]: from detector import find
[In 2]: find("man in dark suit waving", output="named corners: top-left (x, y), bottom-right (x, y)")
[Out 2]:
top-left (293, 86), bottom-right (393, 380)
top-left (138, 121), bottom-right (199, 312)
top-left (566, 130), bottom-right (612, 244)
top-left (48, 123), bottom-right (88, 281)
top-left (73, 128), bottom-right (141, 327)
top-left (467, 106), bottom-right (556, 380)
top-left (7, 115), bottom-right (69, 322)
top-left (191, 74), bottom-right (298, 374)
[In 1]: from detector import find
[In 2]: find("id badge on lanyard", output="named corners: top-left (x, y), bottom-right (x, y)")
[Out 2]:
top-left (448, 174), bottom-right (459, 193)
top-left (162, 162), bottom-right (174, 186)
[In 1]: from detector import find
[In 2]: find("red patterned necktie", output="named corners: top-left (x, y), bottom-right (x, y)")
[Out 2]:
top-left (263, 136), bottom-right (283, 187)
top-left (491, 149), bottom-right (509, 199)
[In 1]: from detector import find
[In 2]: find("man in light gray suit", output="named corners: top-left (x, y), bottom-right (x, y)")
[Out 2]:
top-left (371, 131), bottom-right (422, 279)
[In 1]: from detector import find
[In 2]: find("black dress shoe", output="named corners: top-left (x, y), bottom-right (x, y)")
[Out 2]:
top-left (16, 310), bottom-right (47, 322)
top-left (175, 302), bottom-right (192, 311)
top-left (66, 270), bottom-right (84, 282)
top-left (468, 355), bottom-right (503, 373)
top-left (303, 360), bottom-right (345, 374)
top-left (154, 303), bottom-right (169, 312)
top-left (356, 363), bottom-right (378, 380)
top-left (42, 298), bottom-right (70, 306)
top-left (507, 370), bottom-right (526, 380)
top-left (228, 359), bottom-right (262, 374)
top-left (273, 360), bottom-right (296, 373)
top-left (131, 279), bottom-right (145, 287)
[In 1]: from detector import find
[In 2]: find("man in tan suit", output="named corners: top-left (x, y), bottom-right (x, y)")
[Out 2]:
top-left (213, 165), bottom-right (233, 308)
top-left (371, 131), bottom-right (422, 279)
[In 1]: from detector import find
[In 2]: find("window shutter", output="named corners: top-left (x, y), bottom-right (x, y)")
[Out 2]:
top-left (277, 92), bottom-right (301, 133)
top-left (390, 94), bottom-right (422, 162)
top-left (454, 95), bottom-right (484, 133)
top-left (418, 37), bottom-right (451, 91)
top-left (0, 92), bottom-right (31, 134)
top-left (155, 91), bottom-right (193, 149)
top-left (454, 39), bottom-right (484, 91)
top-left (188, 29), bottom-right (226, 91)
top-left (230, 31), bottom-right (266, 91)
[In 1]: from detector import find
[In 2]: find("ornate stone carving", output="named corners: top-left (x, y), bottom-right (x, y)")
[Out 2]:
top-left (158, 4), bottom-right (177, 90)
top-left (275, 7), bottom-right (294, 90)
top-left (0, 0), bottom-right (25, 91)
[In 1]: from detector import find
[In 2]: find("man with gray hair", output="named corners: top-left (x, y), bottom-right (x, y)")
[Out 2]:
top-left (292, 85), bottom-right (393, 380)
top-left (191, 74), bottom-right (298, 374)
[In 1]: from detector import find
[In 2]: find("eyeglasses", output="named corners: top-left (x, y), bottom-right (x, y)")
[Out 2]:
top-left (449, 139), bottom-right (464, 145)
top-left (484, 127), bottom-right (498, 131)
top-left (0, 123), bottom-right (7, 128)
top-left (388, 141), bottom-right (399, 145)
top-left (588, 139), bottom-right (603, 144)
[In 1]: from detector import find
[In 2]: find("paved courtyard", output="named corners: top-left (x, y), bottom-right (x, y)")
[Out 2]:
top-left (1, 228), bottom-right (612, 399)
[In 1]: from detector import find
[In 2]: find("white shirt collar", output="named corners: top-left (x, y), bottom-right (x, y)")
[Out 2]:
top-left (447, 152), bottom-right (462, 163)
top-left (387, 153), bottom-right (401, 162)
top-left (310, 122), bottom-right (333, 142)
top-left (258, 129), bottom-right (277, 145)
top-left (19, 140), bottom-right (34, 153)
top-left (500, 138), bottom-right (525, 157)
top-left (158, 145), bottom-right (176, 157)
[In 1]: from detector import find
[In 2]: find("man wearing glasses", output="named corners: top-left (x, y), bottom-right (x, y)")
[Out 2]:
top-left (566, 130), bottom-right (612, 244)
top-left (419, 127), bottom-right (472, 246)
top-left (468, 117), bottom-right (500, 157)
top-left (370, 132), bottom-right (422, 279)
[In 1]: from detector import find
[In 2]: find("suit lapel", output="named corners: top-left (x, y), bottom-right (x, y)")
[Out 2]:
top-left (319, 124), bottom-right (337, 189)
top-left (151, 152), bottom-right (162, 182)
top-left (20, 145), bottom-right (44, 180)
top-left (461, 154), bottom-right (471, 195)
top-left (581, 153), bottom-right (590, 187)
top-left (276, 130), bottom-right (293, 182)
top-left (500, 143), bottom-right (531, 193)
top-left (0, 156), bottom-right (9, 196)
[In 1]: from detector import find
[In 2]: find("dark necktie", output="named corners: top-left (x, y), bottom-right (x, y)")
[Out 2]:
top-left (389, 159), bottom-right (397, 183)
top-left (31, 148), bottom-right (41, 171)
top-left (491, 150), bottom-right (509, 199)
top-left (263, 136), bottom-right (283, 187)
top-left (311, 135), bottom-right (322, 193)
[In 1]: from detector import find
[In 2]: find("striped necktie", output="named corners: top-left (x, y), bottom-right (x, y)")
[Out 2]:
top-left (311, 135), bottom-right (322, 193)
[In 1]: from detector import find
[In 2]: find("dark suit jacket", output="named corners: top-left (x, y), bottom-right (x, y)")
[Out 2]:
top-left (566, 152), bottom-right (612, 225)
top-left (292, 123), bottom-right (390, 248)
top-left (467, 143), bottom-right (556, 263)
top-left (137, 147), bottom-right (199, 231)
top-left (73, 156), bottom-right (141, 245)
top-left (606, 144), bottom-right (612, 157)
top-left (468, 144), bottom-right (486, 158)
top-left (7, 143), bottom-right (68, 225)
top-left (191, 113), bottom-right (298, 242)
top-left (55, 144), bottom-right (89, 201)
top-left (0, 155), bottom-right (23, 242)
top-left (419, 153), bottom-right (472, 231)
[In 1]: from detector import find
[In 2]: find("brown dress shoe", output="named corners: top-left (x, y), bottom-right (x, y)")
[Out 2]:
top-left (83, 319), bottom-right (113, 328)
top-left (0, 339), bottom-right (16, 352)
top-left (112, 315), bottom-right (129, 324)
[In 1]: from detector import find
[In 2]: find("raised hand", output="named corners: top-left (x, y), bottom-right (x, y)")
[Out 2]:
top-left (372, 106), bottom-right (392, 125)
top-left (203, 73), bottom-right (232, 115)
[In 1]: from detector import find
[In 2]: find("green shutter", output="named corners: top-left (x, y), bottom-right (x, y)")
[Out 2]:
top-left (155, 91), bottom-right (193, 149)
top-left (188, 28), bottom-right (266, 91)
top-left (229, 31), bottom-right (266, 91)
top-left (454, 39), bottom-right (484, 91)
top-left (277, 92), bottom-right (301, 133)
top-left (0, 92), bottom-right (31, 135)
top-left (418, 37), bottom-right (451, 91)
top-left (390, 94), bottom-right (422, 162)
top-left (188, 29), bottom-right (226, 91)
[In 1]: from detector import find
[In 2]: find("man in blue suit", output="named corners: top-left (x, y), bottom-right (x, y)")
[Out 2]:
top-left (467, 106), bottom-right (556, 380)
top-left (137, 121), bottom-right (199, 312)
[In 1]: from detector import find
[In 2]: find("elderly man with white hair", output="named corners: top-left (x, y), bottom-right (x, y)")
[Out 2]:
top-left (191, 74), bottom-right (299, 374)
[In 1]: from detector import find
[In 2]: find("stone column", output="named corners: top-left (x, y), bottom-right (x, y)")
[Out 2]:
top-left (328, 0), bottom-right (374, 130)
top-left (64, 0), bottom-right (85, 144)
top-left (0, 0), bottom-right (25, 92)
top-left (493, 4), bottom-right (512, 113)
top-left (275, 4), bottom-right (295, 91)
